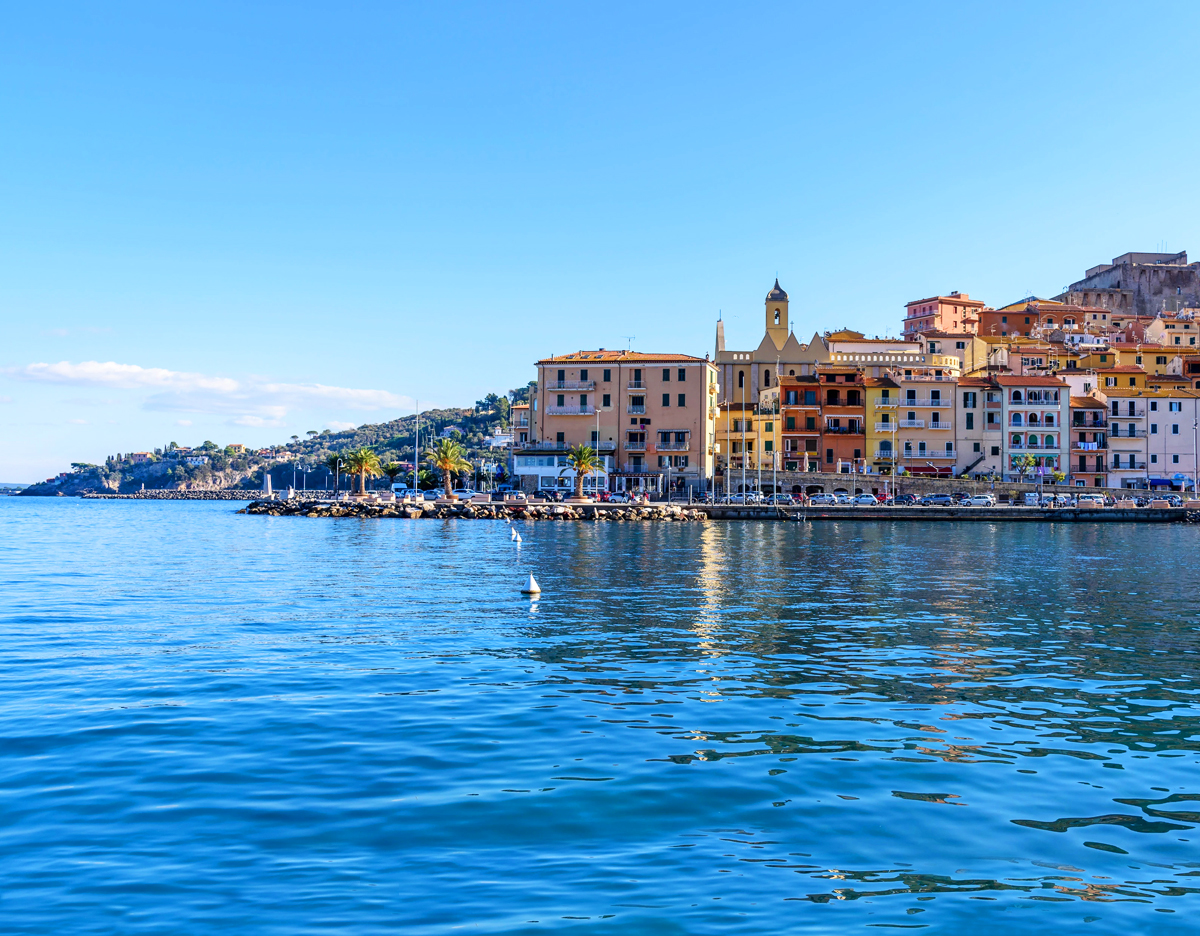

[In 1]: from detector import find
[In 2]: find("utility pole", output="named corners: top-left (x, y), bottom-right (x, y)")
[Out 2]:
top-left (741, 373), bottom-right (747, 498)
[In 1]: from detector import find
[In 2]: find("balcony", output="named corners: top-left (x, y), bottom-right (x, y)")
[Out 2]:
top-left (984, 400), bottom-right (1002, 409)
top-left (1109, 428), bottom-right (1147, 438)
top-left (1072, 419), bottom-right (1107, 428)
top-left (823, 425), bottom-right (864, 435)
top-left (656, 441), bottom-right (690, 451)
top-left (873, 450), bottom-right (898, 459)
top-left (928, 421), bottom-right (952, 430)
top-left (627, 381), bottom-right (646, 390)
top-left (900, 374), bottom-right (958, 382)
top-left (546, 404), bottom-right (595, 415)
top-left (625, 439), bottom-right (647, 452)
top-left (903, 449), bottom-right (957, 459)
top-left (550, 380), bottom-right (595, 390)
top-left (874, 399), bottom-right (899, 408)
top-left (1110, 462), bottom-right (1148, 471)
top-left (627, 404), bottom-right (646, 414)
top-left (898, 419), bottom-right (924, 428)
top-left (1072, 441), bottom-right (1107, 451)
top-left (900, 398), bottom-right (949, 407)
top-left (621, 462), bottom-right (656, 473)
top-left (1113, 409), bottom-right (1146, 419)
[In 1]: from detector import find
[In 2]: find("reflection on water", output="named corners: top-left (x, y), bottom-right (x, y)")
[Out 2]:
top-left (0, 500), bottom-right (1198, 934)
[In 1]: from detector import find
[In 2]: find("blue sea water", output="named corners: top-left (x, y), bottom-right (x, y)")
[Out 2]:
top-left (1, 498), bottom-right (1198, 934)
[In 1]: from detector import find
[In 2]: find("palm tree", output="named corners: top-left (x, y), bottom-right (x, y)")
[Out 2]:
top-left (425, 439), bottom-right (471, 498)
top-left (560, 444), bottom-right (604, 499)
top-left (343, 447), bottom-right (381, 495)
top-left (381, 461), bottom-right (403, 485)
top-left (324, 452), bottom-right (342, 491)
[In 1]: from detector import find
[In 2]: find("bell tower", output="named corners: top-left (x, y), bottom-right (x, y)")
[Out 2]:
top-left (765, 278), bottom-right (789, 348)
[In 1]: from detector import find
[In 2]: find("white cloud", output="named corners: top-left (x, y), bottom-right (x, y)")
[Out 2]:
top-left (7, 360), bottom-right (413, 425)
top-left (0, 396), bottom-right (11, 404)
top-left (325, 421), bottom-right (358, 431)
top-left (175, 419), bottom-right (193, 426)
top-left (68, 418), bottom-right (87, 425)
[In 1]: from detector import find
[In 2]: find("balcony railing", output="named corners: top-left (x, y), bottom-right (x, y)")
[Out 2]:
top-left (823, 426), bottom-right (863, 435)
top-left (656, 441), bottom-right (690, 451)
top-left (1113, 409), bottom-right (1146, 418)
top-left (900, 374), bottom-right (958, 382)
top-left (900, 398), bottom-right (949, 407)
top-left (546, 405), bottom-right (594, 415)
top-left (627, 404), bottom-right (646, 414)
top-left (928, 421), bottom-right (952, 430)
top-left (621, 462), bottom-right (656, 473)
top-left (874, 400), bottom-right (899, 408)
top-left (873, 450), bottom-right (897, 459)
top-left (625, 439), bottom-right (647, 451)
top-left (984, 400), bottom-right (1002, 409)
top-left (1072, 441), bottom-right (1107, 451)
top-left (550, 380), bottom-right (595, 390)
top-left (1072, 419), bottom-right (1107, 428)
top-left (898, 419), bottom-right (924, 428)
top-left (874, 422), bottom-right (898, 433)
top-left (1110, 428), bottom-right (1147, 438)
top-left (899, 450), bottom-right (957, 459)
top-left (1111, 462), bottom-right (1147, 471)
top-left (627, 381), bottom-right (646, 390)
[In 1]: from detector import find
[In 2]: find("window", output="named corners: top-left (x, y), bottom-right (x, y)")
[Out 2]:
top-left (1151, 454), bottom-right (1159, 464)
top-left (1129, 378), bottom-right (1137, 386)
top-left (1173, 424), bottom-right (1180, 434)
top-left (786, 390), bottom-right (797, 404)
top-left (805, 416), bottom-right (816, 430)
top-left (662, 368), bottom-right (671, 382)
top-left (1157, 357), bottom-right (1168, 366)
top-left (602, 393), bottom-right (611, 407)
top-left (1002, 315), bottom-right (1008, 324)
top-left (677, 393), bottom-right (685, 407)
top-left (1174, 454), bottom-right (1181, 464)
top-left (738, 371), bottom-right (744, 389)
top-left (556, 394), bottom-right (565, 406)
top-left (678, 368), bottom-right (686, 382)
top-left (662, 393), bottom-right (670, 407)
top-left (556, 431), bottom-right (565, 443)
top-left (603, 369), bottom-right (611, 382)
top-left (966, 413), bottom-right (974, 430)
top-left (764, 369), bottom-right (771, 386)
top-left (557, 369), bottom-right (565, 384)
top-left (580, 394), bottom-right (587, 407)
top-left (956, 341), bottom-right (965, 350)
top-left (765, 422), bottom-right (773, 432)
top-left (764, 440), bottom-right (773, 452)
top-left (973, 442), bottom-right (981, 452)
top-left (1100, 355), bottom-right (1108, 363)
top-left (1151, 424), bottom-right (1158, 434)
top-left (786, 416), bottom-right (796, 430)
top-left (1170, 401), bottom-right (1182, 412)
top-left (1136, 356), bottom-right (1143, 365)
top-left (580, 369), bottom-right (588, 381)
top-left (1151, 401), bottom-right (1158, 411)
top-left (986, 412), bottom-right (998, 426)
top-left (826, 449), bottom-right (833, 464)
top-left (804, 390), bottom-right (816, 405)
top-left (963, 392), bottom-right (977, 408)
top-left (991, 446), bottom-right (1000, 456)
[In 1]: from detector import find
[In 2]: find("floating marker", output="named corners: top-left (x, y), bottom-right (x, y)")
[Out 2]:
top-left (521, 573), bottom-right (541, 594)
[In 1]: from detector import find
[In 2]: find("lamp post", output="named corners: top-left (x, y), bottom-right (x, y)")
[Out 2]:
top-left (1193, 412), bottom-right (1198, 499)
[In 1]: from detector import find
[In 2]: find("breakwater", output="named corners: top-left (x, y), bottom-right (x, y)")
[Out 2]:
top-left (83, 489), bottom-right (265, 501)
top-left (240, 499), bottom-right (708, 522)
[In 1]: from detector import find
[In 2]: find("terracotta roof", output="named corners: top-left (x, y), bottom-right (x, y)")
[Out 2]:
top-left (1097, 365), bottom-right (1146, 373)
top-left (957, 377), bottom-right (990, 387)
top-left (1070, 396), bottom-right (1107, 409)
top-left (992, 375), bottom-right (1069, 387)
top-left (863, 377), bottom-right (901, 388)
top-left (537, 350), bottom-right (709, 364)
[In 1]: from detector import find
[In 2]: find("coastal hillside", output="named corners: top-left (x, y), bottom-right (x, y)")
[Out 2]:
top-left (22, 387), bottom-right (533, 496)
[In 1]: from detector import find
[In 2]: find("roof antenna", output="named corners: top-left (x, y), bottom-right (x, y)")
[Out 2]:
top-left (623, 335), bottom-right (636, 350)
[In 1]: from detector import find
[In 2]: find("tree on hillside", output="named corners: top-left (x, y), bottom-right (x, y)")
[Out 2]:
top-left (425, 439), bottom-right (471, 498)
top-left (560, 444), bottom-right (603, 499)
top-left (306, 430), bottom-right (318, 438)
top-left (343, 447), bottom-right (381, 495)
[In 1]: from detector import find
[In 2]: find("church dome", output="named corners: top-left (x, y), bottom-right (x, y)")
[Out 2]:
top-left (766, 278), bottom-right (788, 302)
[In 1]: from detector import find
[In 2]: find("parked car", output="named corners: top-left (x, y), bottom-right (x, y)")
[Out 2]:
top-left (808, 493), bottom-right (838, 506)
top-left (420, 490), bottom-right (438, 502)
top-left (606, 492), bottom-right (630, 504)
top-left (891, 493), bottom-right (917, 506)
top-left (451, 489), bottom-right (478, 500)
top-left (1163, 493), bottom-right (1184, 507)
top-left (533, 489), bottom-right (562, 502)
top-left (834, 493), bottom-right (852, 505)
top-left (390, 483), bottom-right (410, 496)
top-left (764, 493), bottom-right (794, 506)
top-left (920, 493), bottom-right (954, 507)
top-left (1076, 493), bottom-right (1105, 508)
top-left (965, 494), bottom-right (995, 507)
top-left (852, 493), bottom-right (878, 506)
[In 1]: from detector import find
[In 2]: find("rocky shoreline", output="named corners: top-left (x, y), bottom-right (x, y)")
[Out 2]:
top-left (83, 489), bottom-right (268, 501)
top-left (239, 499), bottom-right (707, 522)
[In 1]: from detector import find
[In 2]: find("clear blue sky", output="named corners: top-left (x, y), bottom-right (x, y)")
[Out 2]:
top-left (3, 2), bottom-right (1199, 480)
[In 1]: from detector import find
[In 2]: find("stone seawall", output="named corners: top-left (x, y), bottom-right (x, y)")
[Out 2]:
top-left (83, 490), bottom-right (267, 501)
top-left (240, 499), bottom-right (707, 522)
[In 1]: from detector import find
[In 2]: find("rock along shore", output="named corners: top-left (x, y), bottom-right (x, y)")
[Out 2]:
top-left (83, 490), bottom-right (268, 501)
top-left (239, 499), bottom-right (708, 522)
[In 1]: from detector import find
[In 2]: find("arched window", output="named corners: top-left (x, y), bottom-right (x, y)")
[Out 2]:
top-left (1011, 413), bottom-right (1023, 426)
top-left (1012, 390), bottom-right (1023, 403)
top-left (764, 369), bottom-right (771, 386)
top-left (738, 370), bottom-right (744, 389)
top-left (1028, 413), bottom-right (1040, 425)
top-left (789, 369), bottom-right (795, 376)
top-left (774, 309), bottom-right (780, 325)
top-left (879, 440), bottom-right (892, 453)
top-left (1011, 434), bottom-right (1023, 447)
top-left (1045, 434), bottom-right (1055, 448)
top-left (1044, 413), bottom-right (1055, 426)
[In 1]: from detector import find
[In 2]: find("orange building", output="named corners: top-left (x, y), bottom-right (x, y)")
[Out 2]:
top-left (778, 375), bottom-right (821, 471)
top-left (902, 292), bottom-right (986, 338)
top-left (817, 367), bottom-right (867, 471)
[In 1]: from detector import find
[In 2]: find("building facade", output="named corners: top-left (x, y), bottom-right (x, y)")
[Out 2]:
top-left (902, 292), bottom-right (986, 338)
top-left (997, 376), bottom-right (1067, 482)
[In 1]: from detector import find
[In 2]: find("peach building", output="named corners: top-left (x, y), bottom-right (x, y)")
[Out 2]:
top-left (514, 350), bottom-right (718, 495)
top-left (902, 292), bottom-right (986, 337)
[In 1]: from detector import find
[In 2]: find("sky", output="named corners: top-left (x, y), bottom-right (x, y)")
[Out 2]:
top-left (3, 2), bottom-right (1200, 481)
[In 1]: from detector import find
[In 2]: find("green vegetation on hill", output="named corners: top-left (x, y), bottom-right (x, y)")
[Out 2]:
top-left (23, 384), bottom-right (536, 496)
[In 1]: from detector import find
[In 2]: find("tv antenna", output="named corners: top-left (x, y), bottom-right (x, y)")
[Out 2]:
top-left (622, 335), bottom-right (636, 350)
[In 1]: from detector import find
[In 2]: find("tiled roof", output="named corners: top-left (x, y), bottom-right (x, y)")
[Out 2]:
top-left (537, 350), bottom-right (709, 364)
top-left (993, 375), bottom-right (1069, 387)
top-left (1070, 396), bottom-right (1107, 409)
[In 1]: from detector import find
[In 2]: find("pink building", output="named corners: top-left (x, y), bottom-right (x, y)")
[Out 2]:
top-left (903, 292), bottom-right (986, 337)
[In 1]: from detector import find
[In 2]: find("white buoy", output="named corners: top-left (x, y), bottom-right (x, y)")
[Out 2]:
top-left (521, 573), bottom-right (541, 594)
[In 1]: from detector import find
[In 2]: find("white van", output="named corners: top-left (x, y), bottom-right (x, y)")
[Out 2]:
top-left (391, 483), bottom-right (410, 496)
